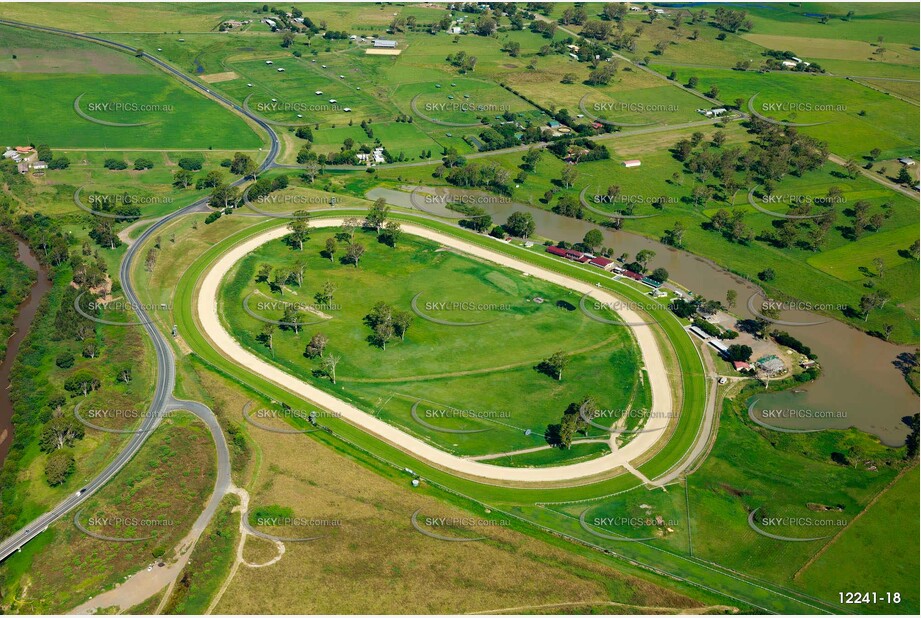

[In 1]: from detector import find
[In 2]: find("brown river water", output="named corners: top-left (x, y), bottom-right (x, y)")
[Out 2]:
top-left (0, 236), bottom-right (52, 464)
top-left (368, 186), bottom-right (918, 446)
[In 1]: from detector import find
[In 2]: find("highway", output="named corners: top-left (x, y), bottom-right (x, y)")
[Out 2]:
top-left (0, 19), bottom-right (279, 563)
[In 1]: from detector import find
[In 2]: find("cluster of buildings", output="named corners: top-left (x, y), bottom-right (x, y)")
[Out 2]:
top-left (561, 143), bottom-right (591, 163)
top-left (546, 245), bottom-right (615, 270)
top-left (696, 107), bottom-right (728, 118)
top-left (356, 147), bottom-right (386, 166)
top-left (3, 146), bottom-right (47, 174)
top-left (690, 325), bottom-right (732, 358)
top-left (780, 56), bottom-right (810, 69)
top-left (688, 320), bottom-right (791, 376)
top-left (545, 120), bottom-right (573, 138)
top-left (543, 246), bottom-right (664, 292)
top-left (618, 268), bottom-right (664, 289)
top-left (687, 324), bottom-right (735, 359)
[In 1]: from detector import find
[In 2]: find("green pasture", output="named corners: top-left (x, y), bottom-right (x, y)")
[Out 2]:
top-left (741, 3), bottom-right (920, 45)
top-left (807, 224), bottom-right (920, 281)
top-left (27, 149), bottom-right (237, 219)
top-left (653, 65), bottom-right (919, 159)
top-left (1, 72), bottom-right (261, 149)
top-left (796, 465), bottom-right (920, 614)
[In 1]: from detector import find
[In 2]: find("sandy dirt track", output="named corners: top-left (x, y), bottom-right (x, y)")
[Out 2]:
top-left (197, 220), bottom-right (676, 483)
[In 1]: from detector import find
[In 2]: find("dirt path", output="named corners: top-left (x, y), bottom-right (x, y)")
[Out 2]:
top-left (828, 153), bottom-right (919, 199)
top-left (466, 600), bottom-right (739, 615)
top-left (468, 438), bottom-right (611, 461)
top-left (196, 220), bottom-right (676, 483)
top-left (68, 520), bottom-right (197, 614)
top-left (116, 218), bottom-right (150, 245)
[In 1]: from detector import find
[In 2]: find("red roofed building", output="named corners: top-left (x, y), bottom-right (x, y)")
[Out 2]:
top-left (565, 249), bottom-right (584, 260)
top-left (590, 256), bottom-right (615, 271)
top-left (546, 246), bottom-right (594, 264)
top-left (733, 361), bottom-right (751, 371)
top-left (14, 147), bottom-right (37, 163)
top-left (622, 270), bottom-right (644, 281)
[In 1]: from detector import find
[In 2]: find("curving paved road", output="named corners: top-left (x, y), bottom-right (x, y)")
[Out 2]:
top-left (0, 19), bottom-right (278, 564)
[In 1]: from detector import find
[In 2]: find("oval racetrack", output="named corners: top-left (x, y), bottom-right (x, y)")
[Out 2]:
top-left (197, 219), bottom-right (675, 483)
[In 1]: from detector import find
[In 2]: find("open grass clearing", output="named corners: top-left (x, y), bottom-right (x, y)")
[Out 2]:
top-left (807, 224), bottom-right (920, 282)
top-left (27, 149), bottom-right (235, 220)
top-left (684, 393), bottom-right (913, 610)
top-left (851, 76), bottom-right (920, 103)
top-left (741, 3), bottom-right (919, 45)
top-left (0, 23), bottom-right (146, 74)
top-left (199, 70), bottom-right (239, 83)
top-left (502, 54), bottom-right (704, 126)
top-left (0, 2), bottom-right (243, 32)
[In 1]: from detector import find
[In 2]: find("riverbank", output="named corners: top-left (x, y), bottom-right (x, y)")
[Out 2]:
top-left (0, 233), bottom-right (36, 358)
top-left (0, 232), bottom-right (48, 464)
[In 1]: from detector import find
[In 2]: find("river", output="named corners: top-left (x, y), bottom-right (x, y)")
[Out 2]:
top-left (368, 186), bottom-right (918, 446)
top-left (0, 236), bottom-right (52, 464)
